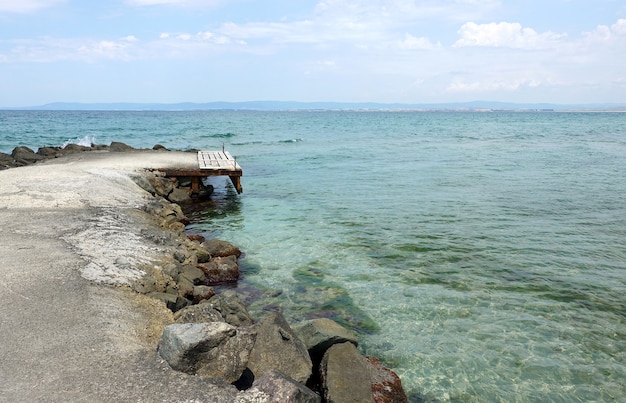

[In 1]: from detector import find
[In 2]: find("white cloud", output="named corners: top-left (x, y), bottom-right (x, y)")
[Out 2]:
top-left (582, 18), bottom-right (626, 43)
top-left (0, 0), bottom-right (64, 13)
top-left (445, 76), bottom-right (545, 94)
top-left (398, 33), bottom-right (440, 50)
top-left (454, 21), bottom-right (566, 49)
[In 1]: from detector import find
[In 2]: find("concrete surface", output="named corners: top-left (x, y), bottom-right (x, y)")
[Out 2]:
top-left (0, 151), bottom-right (242, 402)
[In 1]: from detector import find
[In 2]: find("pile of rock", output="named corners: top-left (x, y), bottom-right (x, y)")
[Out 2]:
top-left (137, 194), bottom-right (407, 402)
top-left (159, 309), bottom-right (407, 402)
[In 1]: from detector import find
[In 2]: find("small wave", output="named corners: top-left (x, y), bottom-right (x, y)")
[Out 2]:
top-left (279, 138), bottom-right (303, 143)
top-left (202, 132), bottom-right (236, 138)
top-left (61, 134), bottom-right (96, 148)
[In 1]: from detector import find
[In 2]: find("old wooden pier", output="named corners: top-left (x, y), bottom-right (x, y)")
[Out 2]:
top-left (159, 150), bottom-right (243, 194)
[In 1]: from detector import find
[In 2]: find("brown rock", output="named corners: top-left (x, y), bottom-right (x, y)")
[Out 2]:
top-left (198, 255), bottom-right (239, 284)
top-left (186, 233), bottom-right (206, 243)
top-left (366, 357), bottom-right (408, 403)
top-left (202, 239), bottom-right (242, 258)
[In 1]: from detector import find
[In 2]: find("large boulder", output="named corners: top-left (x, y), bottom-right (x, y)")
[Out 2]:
top-left (11, 146), bottom-right (43, 166)
top-left (36, 146), bottom-right (62, 158)
top-left (198, 255), bottom-right (240, 284)
top-left (206, 290), bottom-right (253, 327)
top-left (247, 370), bottom-right (321, 403)
top-left (109, 141), bottom-right (135, 151)
top-left (158, 322), bottom-right (256, 383)
top-left (366, 356), bottom-right (408, 403)
top-left (293, 318), bottom-right (359, 360)
top-left (247, 312), bottom-right (312, 385)
top-left (202, 239), bottom-right (242, 258)
top-left (320, 342), bottom-right (374, 403)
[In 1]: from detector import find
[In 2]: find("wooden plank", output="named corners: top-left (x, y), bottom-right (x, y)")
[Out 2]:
top-left (197, 150), bottom-right (241, 171)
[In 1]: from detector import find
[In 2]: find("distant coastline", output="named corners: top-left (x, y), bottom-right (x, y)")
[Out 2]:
top-left (2, 100), bottom-right (626, 112)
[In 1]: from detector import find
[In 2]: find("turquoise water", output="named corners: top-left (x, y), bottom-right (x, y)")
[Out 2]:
top-left (2, 110), bottom-right (625, 401)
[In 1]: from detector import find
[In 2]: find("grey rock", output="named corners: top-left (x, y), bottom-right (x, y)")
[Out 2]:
top-left (0, 152), bottom-right (14, 168)
top-left (158, 322), bottom-right (234, 372)
top-left (12, 146), bottom-right (43, 165)
top-left (192, 285), bottom-right (215, 303)
top-left (37, 146), bottom-right (62, 158)
top-left (149, 176), bottom-right (174, 197)
top-left (320, 342), bottom-right (374, 403)
top-left (132, 174), bottom-right (156, 195)
top-left (179, 264), bottom-right (206, 284)
top-left (294, 318), bottom-right (359, 359)
top-left (61, 143), bottom-right (91, 153)
top-left (207, 290), bottom-right (253, 326)
top-left (185, 239), bottom-right (211, 263)
top-left (247, 312), bottom-right (312, 384)
top-left (197, 326), bottom-right (257, 383)
top-left (174, 300), bottom-right (225, 324)
top-left (109, 141), bottom-right (135, 152)
top-left (248, 370), bottom-right (321, 403)
top-left (158, 322), bottom-right (256, 383)
top-left (168, 187), bottom-right (191, 203)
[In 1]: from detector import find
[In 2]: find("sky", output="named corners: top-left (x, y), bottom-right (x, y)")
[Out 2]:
top-left (0, 0), bottom-right (625, 106)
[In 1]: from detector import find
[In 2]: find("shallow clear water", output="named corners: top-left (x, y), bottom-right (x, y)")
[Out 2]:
top-left (2, 110), bottom-right (625, 401)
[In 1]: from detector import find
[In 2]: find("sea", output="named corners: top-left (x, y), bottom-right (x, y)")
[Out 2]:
top-left (1, 110), bottom-right (625, 402)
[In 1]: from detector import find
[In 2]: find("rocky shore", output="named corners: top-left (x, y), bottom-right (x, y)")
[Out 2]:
top-left (0, 143), bottom-right (408, 402)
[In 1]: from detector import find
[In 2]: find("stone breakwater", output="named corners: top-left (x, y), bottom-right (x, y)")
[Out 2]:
top-left (1, 142), bottom-right (408, 403)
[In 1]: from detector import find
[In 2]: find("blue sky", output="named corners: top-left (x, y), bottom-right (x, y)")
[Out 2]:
top-left (1, 0), bottom-right (625, 106)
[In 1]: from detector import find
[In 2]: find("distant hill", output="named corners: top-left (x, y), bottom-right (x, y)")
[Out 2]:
top-left (4, 100), bottom-right (626, 111)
